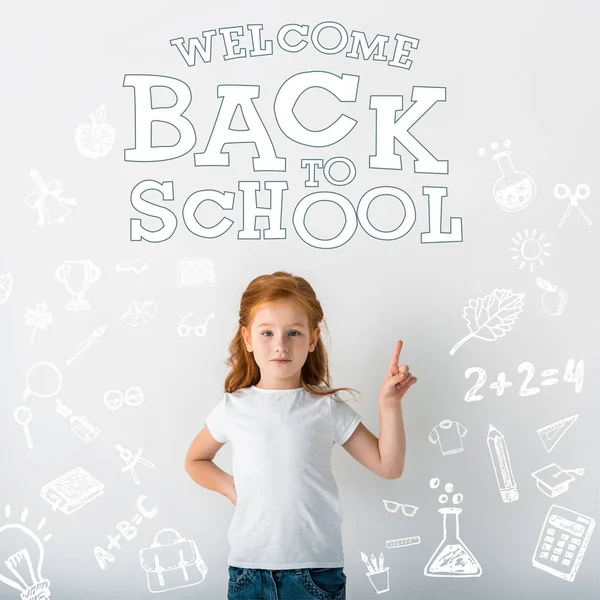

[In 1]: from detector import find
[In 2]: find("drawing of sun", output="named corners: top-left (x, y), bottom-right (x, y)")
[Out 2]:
top-left (510, 229), bottom-right (551, 272)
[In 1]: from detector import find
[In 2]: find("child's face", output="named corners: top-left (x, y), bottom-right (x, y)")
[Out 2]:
top-left (242, 300), bottom-right (320, 388)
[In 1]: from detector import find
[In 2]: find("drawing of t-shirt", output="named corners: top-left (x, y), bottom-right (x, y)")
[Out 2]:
top-left (428, 420), bottom-right (468, 455)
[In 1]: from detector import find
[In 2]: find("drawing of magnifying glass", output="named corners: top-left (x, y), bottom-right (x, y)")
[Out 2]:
top-left (382, 499), bottom-right (419, 517)
top-left (14, 406), bottom-right (34, 450)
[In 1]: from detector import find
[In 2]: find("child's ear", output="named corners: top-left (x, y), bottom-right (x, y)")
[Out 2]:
top-left (241, 326), bottom-right (252, 351)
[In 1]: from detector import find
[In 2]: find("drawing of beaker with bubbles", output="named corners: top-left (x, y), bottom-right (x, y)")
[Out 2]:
top-left (424, 478), bottom-right (482, 577)
top-left (492, 148), bottom-right (536, 212)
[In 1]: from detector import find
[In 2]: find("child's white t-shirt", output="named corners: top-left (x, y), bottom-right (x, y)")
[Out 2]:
top-left (205, 384), bottom-right (362, 569)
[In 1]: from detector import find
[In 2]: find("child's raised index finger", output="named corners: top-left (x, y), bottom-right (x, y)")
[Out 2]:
top-left (389, 340), bottom-right (403, 369)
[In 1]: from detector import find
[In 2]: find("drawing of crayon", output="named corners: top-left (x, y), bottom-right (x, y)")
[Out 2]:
top-left (487, 424), bottom-right (519, 503)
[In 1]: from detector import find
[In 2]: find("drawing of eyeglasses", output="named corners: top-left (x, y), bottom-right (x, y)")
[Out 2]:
top-left (554, 183), bottom-right (592, 228)
top-left (177, 312), bottom-right (215, 337)
top-left (382, 499), bottom-right (419, 517)
top-left (103, 387), bottom-right (144, 410)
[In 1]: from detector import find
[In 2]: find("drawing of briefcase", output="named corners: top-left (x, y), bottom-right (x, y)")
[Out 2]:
top-left (139, 528), bottom-right (208, 593)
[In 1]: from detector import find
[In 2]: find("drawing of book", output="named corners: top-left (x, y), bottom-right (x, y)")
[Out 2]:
top-left (41, 467), bottom-right (105, 514)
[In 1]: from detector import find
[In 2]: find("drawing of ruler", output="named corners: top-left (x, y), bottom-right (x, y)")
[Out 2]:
top-left (537, 415), bottom-right (578, 453)
top-left (386, 536), bottom-right (421, 549)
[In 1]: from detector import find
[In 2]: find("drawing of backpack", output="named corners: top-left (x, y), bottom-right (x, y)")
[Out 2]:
top-left (139, 528), bottom-right (208, 593)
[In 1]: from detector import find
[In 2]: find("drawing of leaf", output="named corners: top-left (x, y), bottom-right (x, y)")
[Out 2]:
top-left (95, 104), bottom-right (106, 124)
top-left (536, 277), bottom-right (555, 292)
top-left (449, 288), bottom-right (524, 356)
top-left (0, 272), bottom-right (13, 305)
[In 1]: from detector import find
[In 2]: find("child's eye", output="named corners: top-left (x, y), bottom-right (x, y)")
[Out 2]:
top-left (261, 330), bottom-right (300, 337)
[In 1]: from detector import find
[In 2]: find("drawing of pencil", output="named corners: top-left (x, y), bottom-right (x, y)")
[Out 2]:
top-left (487, 424), bottom-right (519, 503)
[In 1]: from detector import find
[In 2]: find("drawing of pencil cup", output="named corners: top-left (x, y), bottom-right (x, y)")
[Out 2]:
top-left (361, 551), bottom-right (389, 594)
top-left (55, 260), bottom-right (101, 311)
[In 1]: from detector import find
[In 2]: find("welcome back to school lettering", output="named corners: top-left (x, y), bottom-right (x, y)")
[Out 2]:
top-left (125, 22), bottom-right (463, 249)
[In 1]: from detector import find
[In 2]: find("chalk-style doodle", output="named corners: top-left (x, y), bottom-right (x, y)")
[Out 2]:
top-left (449, 288), bottom-right (525, 356)
top-left (115, 444), bottom-right (155, 485)
top-left (116, 259), bottom-right (148, 275)
top-left (24, 302), bottom-right (54, 344)
top-left (510, 229), bottom-right (551, 272)
top-left (140, 528), bottom-right (208, 593)
top-left (94, 495), bottom-right (158, 570)
top-left (103, 387), bottom-right (144, 411)
top-left (75, 105), bottom-right (116, 158)
top-left (428, 420), bottom-right (467, 455)
top-left (14, 406), bottom-right (34, 450)
top-left (23, 362), bottom-right (62, 401)
top-left (487, 424), bottom-right (519, 503)
top-left (478, 139), bottom-right (536, 211)
top-left (122, 300), bottom-right (157, 326)
top-left (382, 499), bottom-right (418, 517)
top-left (537, 415), bottom-right (579, 453)
top-left (66, 325), bottom-right (107, 366)
top-left (425, 478), bottom-right (481, 577)
top-left (41, 467), bottom-right (105, 514)
top-left (531, 464), bottom-right (585, 498)
top-left (55, 398), bottom-right (100, 444)
top-left (536, 277), bottom-right (568, 316)
top-left (385, 536), bottom-right (421, 549)
top-left (25, 169), bottom-right (77, 227)
top-left (532, 504), bottom-right (595, 582)
top-left (464, 359), bottom-right (584, 401)
top-left (0, 272), bottom-right (13, 305)
top-left (55, 260), bottom-right (101, 311)
top-left (177, 257), bottom-right (215, 287)
top-left (554, 183), bottom-right (592, 228)
top-left (0, 505), bottom-right (53, 600)
top-left (361, 551), bottom-right (389, 594)
top-left (177, 312), bottom-right (215, 337)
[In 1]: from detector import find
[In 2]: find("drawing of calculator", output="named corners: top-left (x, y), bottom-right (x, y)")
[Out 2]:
top-left (532, 504), bottom-right (595, 582)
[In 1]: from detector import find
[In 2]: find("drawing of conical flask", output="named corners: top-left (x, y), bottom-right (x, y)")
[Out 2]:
top-left (492, 151), bottom-right (536, 212)
top-left (424, 507), bottom-right (482, 577)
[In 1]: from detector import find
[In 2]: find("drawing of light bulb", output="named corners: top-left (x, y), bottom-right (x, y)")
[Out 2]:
top-left (0, 523), bottom-right (51, 599)
top-left (492, 149), bottom-right (536, 211)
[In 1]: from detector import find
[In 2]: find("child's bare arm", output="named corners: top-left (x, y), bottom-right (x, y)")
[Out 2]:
top-left (185, 426), bottom-right (236, 504)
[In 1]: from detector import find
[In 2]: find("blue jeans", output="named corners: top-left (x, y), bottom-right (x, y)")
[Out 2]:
top-left (227, 566), bottom-right (347, 600)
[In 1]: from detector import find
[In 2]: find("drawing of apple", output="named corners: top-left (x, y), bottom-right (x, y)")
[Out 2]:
top-left (536, 277), bottom-right (568, 315)
top-left (75, 104), bottom-right (116, 158)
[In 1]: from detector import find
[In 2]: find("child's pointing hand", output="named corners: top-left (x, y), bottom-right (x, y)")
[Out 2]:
top-left (379, 340), bottom-right (417, 404)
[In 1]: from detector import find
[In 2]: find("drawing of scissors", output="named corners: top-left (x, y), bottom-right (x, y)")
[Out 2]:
top-left (554, 183), bottom-right (592, 228)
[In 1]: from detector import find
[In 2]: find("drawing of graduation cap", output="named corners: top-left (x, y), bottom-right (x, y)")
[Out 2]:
top-left (531, 463), bottom-right (585, 498)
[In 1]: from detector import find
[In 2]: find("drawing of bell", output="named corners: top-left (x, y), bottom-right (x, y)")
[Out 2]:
top-left (424, 507), bottom-right (482, 577)
top-left (492, 150), bottom-right (536, 212)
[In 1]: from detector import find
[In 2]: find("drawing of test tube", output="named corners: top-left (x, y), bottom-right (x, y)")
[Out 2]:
top-left (487, 424), bottom-right (519, 503)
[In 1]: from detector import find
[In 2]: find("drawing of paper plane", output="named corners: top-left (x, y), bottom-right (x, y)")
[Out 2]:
top-left (537, 414), bottom-right (578, 453)
top-left (121, 300), bottom-right (157, 327)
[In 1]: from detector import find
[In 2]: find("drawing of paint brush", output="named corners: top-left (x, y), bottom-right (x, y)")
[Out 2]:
top-left (361, 552), bottom-right (375, 574)
top-left (66, 324), bottom-right (107, 366)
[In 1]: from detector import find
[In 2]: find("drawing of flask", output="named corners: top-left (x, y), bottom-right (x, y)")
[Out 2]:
top-left (424, 507), bottom-right (482, 577)
top-left (492, 150), bottom-right (536, 212)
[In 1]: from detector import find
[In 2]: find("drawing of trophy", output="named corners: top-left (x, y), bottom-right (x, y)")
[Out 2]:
top-left (55, 260), bottom-right (101, 311)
